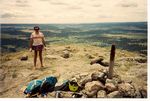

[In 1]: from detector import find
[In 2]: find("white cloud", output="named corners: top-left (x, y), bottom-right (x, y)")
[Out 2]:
top-left (0, 0), bottom-right (147, 23)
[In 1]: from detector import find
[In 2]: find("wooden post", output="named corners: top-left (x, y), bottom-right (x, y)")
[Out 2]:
top-left (108, 44), bottom-right (116, 79)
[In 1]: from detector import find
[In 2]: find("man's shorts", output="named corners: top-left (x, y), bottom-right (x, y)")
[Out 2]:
top-left (32, 45), bottom-right (43, 51)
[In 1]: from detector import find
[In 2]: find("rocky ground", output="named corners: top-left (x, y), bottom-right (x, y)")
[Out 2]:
top-left (0, 43), bottom-right (147, 98)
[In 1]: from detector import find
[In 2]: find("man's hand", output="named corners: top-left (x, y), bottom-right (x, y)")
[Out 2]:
top-left (44, 47), bottom-right (47, 51)
top-left (29, 48), bottom-right (32, 52)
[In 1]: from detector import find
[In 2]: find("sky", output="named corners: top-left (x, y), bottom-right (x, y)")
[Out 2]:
top-left (0, 0), bottom-right (147, 24)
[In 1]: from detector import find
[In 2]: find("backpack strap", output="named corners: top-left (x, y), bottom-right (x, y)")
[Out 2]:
top-left (30, 80), bottom-right (37, 93)
top-left (41, 77), bottom-right (47, 87)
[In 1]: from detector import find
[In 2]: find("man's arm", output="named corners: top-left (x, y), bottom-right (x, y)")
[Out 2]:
top-left (42, 37), bottom-right (46, 47)
top-left (29, 38), bottom-right (33, 49)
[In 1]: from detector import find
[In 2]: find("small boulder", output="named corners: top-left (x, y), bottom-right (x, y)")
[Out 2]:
top-left (105, 83), bottom-right (117, 92)
top-left (90, 57), bottom-right (109, 67)
top-left (103, 69), bottom-right (108, 74)
top-left (65, 46), bottom-right (71, 49)
top-left (124, 79), bottom-right (132, 84)
top-left (90, 58), bottom-right (104, 65)
top-left (112, 74), bottom-right (122, 84)
top-left (20, 55), bottom-right (28, 61)
top-left (97, 90), bottom-right (107, 98)
top-left (47, 91), bottom-right (56, 98)
top-left (100, 61), bottom-right (109, 67)
top-left (106, 79), bottom-right (117, 85)
top-left (85, 81), bottom-right (105, 97)
top-left (91, 72), bottom-right (106, 84)
top-left (73, 76), bottom-right (80, 81)
top-left (135, 58), bottom-right (147, 63)
top-left (61, 51), bottom-right (70, 58)
top-left (86, 90), bottom-right (97, 98)
top-left (118, 83), bottom-right (136, 97)
top-left (139, 86), bottom-right (147, 98)
top-left (59, 91), bottom-right (73, 98)
top-left (134, 89), bottom-right (142, 98)
top-left (79, 75), bottom-right (92, 87)
top-left (81, 93), bottom-right (88, 98)
top-left (85, 54), bottom-right (95, 59)
top-left (79, 73), bottom-right (89, 79)
top-left (107, 91), bottom-right (121, 98)
top-left (72, 73), bottom-right (90, 83)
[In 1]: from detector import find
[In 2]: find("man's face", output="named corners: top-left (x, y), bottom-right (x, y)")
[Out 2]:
top-left (34, 29), bottom-right (39, 32)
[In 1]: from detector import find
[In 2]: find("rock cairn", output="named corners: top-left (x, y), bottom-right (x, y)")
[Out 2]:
top-left (48, 69), bottom-right (147, 98)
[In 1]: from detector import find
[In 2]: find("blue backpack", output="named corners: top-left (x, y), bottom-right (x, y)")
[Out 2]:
top-left (24, 80), bottom-right (42, 96)
top-left (40, 76), bottom-right (57, 96)
top-left (24, 76), bottom-right (57, 97)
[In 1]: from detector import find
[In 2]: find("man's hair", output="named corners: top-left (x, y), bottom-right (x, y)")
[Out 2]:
top-left (34, 26), bottom-right (40, 30)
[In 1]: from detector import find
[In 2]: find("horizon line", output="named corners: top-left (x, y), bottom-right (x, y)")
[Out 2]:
top-left (0, 21), bottom-right (147, 25)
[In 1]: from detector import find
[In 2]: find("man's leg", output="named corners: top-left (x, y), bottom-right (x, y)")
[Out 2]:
top-left (39, 50), bottom-right (43, 67)
top-left (33, 50), bottom-right (37, 70)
